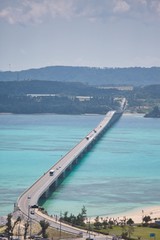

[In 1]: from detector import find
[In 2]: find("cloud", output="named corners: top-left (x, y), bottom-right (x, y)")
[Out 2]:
top-left (0, 0), bottom-right (160, 25)
top-left (0, 1), bottom-right (46, 25)
top-left (0, 0), bottom-right (75, 25)
top-left (136, 0), bottom-right (147, 5)
top-left (151, 0), bottom-right (160, 15)
top-left (113, 0), bottom-right (130, 13)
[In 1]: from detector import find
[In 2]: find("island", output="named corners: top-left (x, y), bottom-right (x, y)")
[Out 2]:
top-left (144, 106), bottom-right (160, 118)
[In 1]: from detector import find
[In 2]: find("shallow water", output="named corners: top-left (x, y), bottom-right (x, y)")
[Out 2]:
top-left (0, 114), bottom-right (160, 217)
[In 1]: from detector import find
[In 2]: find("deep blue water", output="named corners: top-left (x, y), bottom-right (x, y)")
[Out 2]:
top-left (0, 114), bottom-right (160, 217)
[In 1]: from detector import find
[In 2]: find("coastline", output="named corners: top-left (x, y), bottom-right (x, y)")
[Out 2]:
top-left (89, 205), bottom-right (160, 224)
top-left (1, 205), bottom-right (160, 226)
top-left (1, 113), bottom-right (159, 226)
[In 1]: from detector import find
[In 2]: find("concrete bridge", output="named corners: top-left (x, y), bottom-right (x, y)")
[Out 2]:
top-left (16, 110), bottom-right (123, 237)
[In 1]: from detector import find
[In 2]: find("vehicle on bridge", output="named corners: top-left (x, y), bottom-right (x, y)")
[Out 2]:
top-left (17, 110), bottom-right (123, 237)
top-left (49, 169), bottom-right (55, 176)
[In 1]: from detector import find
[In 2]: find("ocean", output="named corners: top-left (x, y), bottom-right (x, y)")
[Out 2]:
top-left (0, 113), bottom-right (160, 218)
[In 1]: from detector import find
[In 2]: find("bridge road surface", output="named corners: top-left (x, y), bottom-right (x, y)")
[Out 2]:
top-left (17, 110), bottom-right (119, 237)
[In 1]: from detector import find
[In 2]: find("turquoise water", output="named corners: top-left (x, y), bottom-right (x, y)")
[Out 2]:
top-left (0, 114), bottom-right (160, 217)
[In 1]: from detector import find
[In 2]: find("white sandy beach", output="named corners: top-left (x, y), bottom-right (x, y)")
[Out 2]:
top-left (89, 205), bottom-right (160, 224)
top-left (1, 206), bottom-right (160, 226)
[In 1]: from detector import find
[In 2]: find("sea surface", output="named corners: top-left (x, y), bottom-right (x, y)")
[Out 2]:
top-left (0, 113), bottom-right (160, 218)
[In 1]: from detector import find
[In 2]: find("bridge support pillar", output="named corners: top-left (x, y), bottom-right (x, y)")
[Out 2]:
top-left (68, 164), bottom-right (72, 171)
top-left (62, 171), bottom-right (65, 178)
top-left (75, 157), bottom-right (78, 164)
top-left (44, 188), bottom-right (50, 198)
top-left (55, 179), bottom-right (58, 187)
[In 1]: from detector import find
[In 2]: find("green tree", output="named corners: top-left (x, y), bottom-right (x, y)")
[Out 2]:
top-left (75, 206), bottom-right (87, 226)
top-left (143, 215), bottom-right (151, 225)
top-left (81, 206), bottom-right (87, 222)
top-left (24, 221), bottom-right (29, 240)
top-left (102, 219), bottom-right (108, 229)
top-left (5, 214), bottom-right (12, 240)
top-left (63, 211), bottom-right (69, 222)
top-left (39, 220), bottom-right (50, 238)
top-left (61, 206), bottom-right (87, 227)
top-left (108, 219), bottom-right (114, 229)
top-left (5, 214), bottom-right (21, 240)
top-left (94, 216), bottom-right (102, 230)
top-left (127, 218), bottom-right (134, 226)
top-left (69, 213), bottom-right (77, 225)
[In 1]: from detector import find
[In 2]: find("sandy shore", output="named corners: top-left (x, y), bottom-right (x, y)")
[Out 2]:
top-left (89, 205), bottom-right (160, 224)
top-left (1, 206), bottom-right (160, 226)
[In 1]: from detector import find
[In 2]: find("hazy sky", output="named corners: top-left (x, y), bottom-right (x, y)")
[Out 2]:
top-left (0, 0), bottom-right (160, 71)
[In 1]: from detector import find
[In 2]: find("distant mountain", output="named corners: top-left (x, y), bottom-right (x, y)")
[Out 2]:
top-left (0, 66), bottom-right (160, 86)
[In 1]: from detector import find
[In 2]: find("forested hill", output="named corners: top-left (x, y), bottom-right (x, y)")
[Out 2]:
top-left (0, 66), bottom-right (160, 86)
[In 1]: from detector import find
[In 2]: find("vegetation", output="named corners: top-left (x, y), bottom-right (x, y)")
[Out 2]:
top-left (1, 210), bottom-right (160, 239)
top-left (24, 221), bottom-right (29, 239)
top-left (0, 66), bottom-right (160, 86)
top-left (39, 220), bottom-right (49, 238)
top-left (60, 207), bottom-right (160, 240)
top-left (0, 81), bottom-right (120, 114)
top-left (61, 206), bottom-right (87, 227)
top-left (5, 214), bottom-right (21, 240)
top-left (0, 213), bottom-right (77, 239)
top-left (97, 225), bottom-right (160, 240)
top-left (87, 217), bottom-right (160, 239)
top-left (144, 106), bottom-right (160, 118)
top-left (141, 215), bottom-right (153, 228)
top-left (0, 80), bottom-right (160, 114)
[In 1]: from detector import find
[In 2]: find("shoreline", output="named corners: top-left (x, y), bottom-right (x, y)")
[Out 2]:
top-left (1, 205), bottom-right (160, 226)
top-left (0, 111), bottom-right (144, 116)
top-left (0, 113), bottom-right (158, 226)
top-left (89, 205), bottom-right (160, 224)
